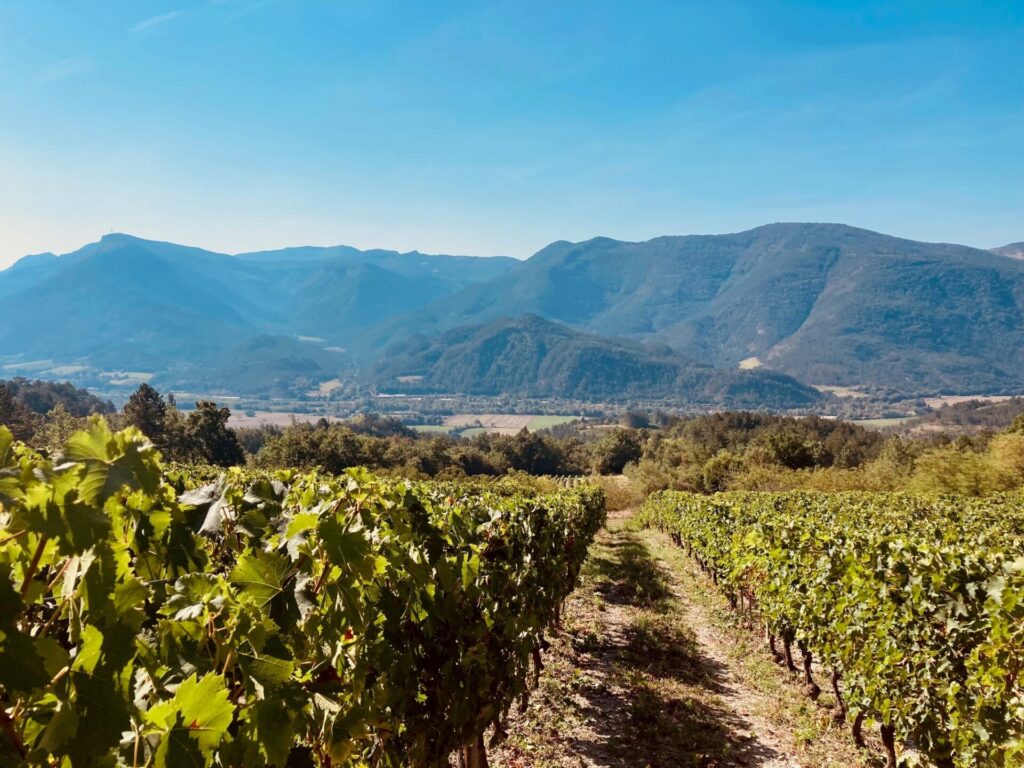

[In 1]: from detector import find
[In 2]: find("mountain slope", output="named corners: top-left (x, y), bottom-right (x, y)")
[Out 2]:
top-left (0, 237), bottom-right (258, 368)
top-left (0, 233), bottom-right (516, 383)
top-left (287, 263), bottom-right (451, 340)
top-left (159, 335), bottom-right (352, 397)
top-left (993, 242), bottom-right (1024, 259)
top-left (369, 314), bottom-right (823, 408)
top-left (358, 224), bottom-right (1024, 393)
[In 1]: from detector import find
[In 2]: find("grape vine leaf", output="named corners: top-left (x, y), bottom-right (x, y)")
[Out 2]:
top-left (146, 673), bottom-right (235, 767)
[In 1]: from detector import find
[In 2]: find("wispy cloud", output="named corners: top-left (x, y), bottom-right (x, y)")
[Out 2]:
top-left (36, 55), bottom-right (95, 84)
top-left (130, 11), bottom-right (180, 33)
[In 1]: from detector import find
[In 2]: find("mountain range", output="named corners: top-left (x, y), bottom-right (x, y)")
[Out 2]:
top-left (0, 234), bottom-right (514, 393)
top-left (364, 224), bottom-right (1024, 394)
top-left (2, 223), bottom-right (1023, 405)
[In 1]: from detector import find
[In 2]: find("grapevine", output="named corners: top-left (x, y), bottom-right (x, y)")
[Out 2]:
top-left (635, 490), bottom-right (1024, 768)
top-left (0, 419), bottom-right (605, 766)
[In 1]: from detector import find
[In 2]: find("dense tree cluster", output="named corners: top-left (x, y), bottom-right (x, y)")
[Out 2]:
top-left (0, 378), bottom-right (115, 444)
top-left (0, 377), bottom-right (114, 416)
top-left (122, 384), bottom-right (244, 467)
top-left (253, 421), bottom-right (587, 477)
top-left (627, 411), bottom-right (1024, 496)
top-left (911, 397), bottom-right (1024, 431)
top-left (0, 383), bottom-right (36, 442)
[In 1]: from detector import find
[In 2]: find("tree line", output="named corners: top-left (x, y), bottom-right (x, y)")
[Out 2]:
top-left (625, 409), bottom-right (1024, 495)
top-left (6, 380), bottom-right (1024, 495)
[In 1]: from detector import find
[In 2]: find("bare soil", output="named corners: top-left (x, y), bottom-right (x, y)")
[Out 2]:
top-left (490, 512), bottom-right (876, 768)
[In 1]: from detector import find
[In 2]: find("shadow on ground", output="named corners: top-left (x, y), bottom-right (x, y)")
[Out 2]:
top-left (560, 528), bottom-right (784, 767)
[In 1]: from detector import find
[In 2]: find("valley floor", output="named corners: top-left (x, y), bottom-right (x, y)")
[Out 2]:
top-left (491, 512), bottom-right (877, 768)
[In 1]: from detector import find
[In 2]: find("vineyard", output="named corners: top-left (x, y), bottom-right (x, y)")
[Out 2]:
top-left (6, 413), bottom-right (1024, 768)
top-left (635, 491), bottom-right (1024, 768)
top-left (0, 419), bottom-right (605, 766)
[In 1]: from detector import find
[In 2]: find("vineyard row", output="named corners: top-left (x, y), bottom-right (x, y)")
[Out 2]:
top-left (0, 419), bottom-right (606, 766)
top-left (636, 490), bottom-right (1024, 768)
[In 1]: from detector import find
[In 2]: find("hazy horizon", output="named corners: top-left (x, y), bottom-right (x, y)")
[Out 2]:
top-left (2, 0), bottom-right (1022, 267)
top-left (3, 219), bottom-right (1017, 270)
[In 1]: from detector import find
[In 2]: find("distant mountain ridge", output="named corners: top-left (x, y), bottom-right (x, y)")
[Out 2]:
top-left (0, 233), bottom-right (516, 387)
top-left (361, 223), bottom-right (1024, 393)
top-left (3, 223), bottom-right (1023, 401)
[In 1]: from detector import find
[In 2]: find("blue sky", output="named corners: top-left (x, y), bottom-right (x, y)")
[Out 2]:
top-left (1, 0), bottom-right (1022, 265)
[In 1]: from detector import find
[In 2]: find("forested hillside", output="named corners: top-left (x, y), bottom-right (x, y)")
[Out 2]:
top-left (370, 315), bottom-right (823, 408)
top-left (0, 377), bottom-right (114, 416)
top-left (0, 233), bottom-right (514, 383)
top-left (365, 223), bottom-right (1024, 393)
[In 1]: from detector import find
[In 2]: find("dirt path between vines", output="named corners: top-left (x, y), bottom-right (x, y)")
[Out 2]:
top-left (490, 511), bottom-right (874, 768)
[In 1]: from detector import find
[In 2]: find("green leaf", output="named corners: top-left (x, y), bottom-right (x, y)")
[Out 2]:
top-left (38, 701), bottom-right (79, 754)
top-left (0, 564), bottom-right (48, 692)
top-left (461, 552), bottom-right (480, 588)
top-left (241, 651), bottom-right (295, 688)
top-left (62, 665), bottom-right (134, 761)
top-left (63, 418), bottom-right (117, 463)
top-left (230, 550), bottom-right (289, 606)
top-left (146, 673), bottom-right (235, 766)
top-left (71, 624), bottom-right (104, 675)
top-left (241, 698), bottom-right (298, 766)
top-left (317, 517), bottom-right (371, 569)
top-left (0, 425), bottom-right (13, 466)
top-left (285, 512), bottom-right (319, 540)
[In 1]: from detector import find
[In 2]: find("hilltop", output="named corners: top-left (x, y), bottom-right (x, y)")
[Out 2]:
top-left (369, 314), bottom-right (823, 409)
top-left (993, 241), bottom-right (1024, 259)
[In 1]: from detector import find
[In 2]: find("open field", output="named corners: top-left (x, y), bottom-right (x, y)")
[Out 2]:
top-left (444, 413), bottom-right (534, 430)
top-left (411, 414), bottom-right (578, 435)
top-left (226, 412), bottom-right (579, 433)
top-left (227, 410), bottom-right (345, 428)
top-left (850, 416), bottom-right (915, 429)
top-left (527, 414), bottom-right (580, 429)
top-left (416, 413), bottom-right (579, 435)
top-left (923, 394), bottom-right (1019, 409)
top-left (814, 384), bottom-right (869, 399)
top-left (304, 378), bottom-right (343, 397)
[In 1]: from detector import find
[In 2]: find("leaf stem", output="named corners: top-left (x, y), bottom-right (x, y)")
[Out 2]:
top-left (0, 707), bottom-right (26, 758)
top-left (45, 558), bottom-right (72, 593)
top-left (21, 534), bottom-right (48, 598)
top-left (0, 529), bottom-right (27, 546)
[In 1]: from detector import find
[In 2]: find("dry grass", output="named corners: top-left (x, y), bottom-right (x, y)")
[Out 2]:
top-left (444, 414), bottom-right (535, 430)
top-left (590, 475), bottom-right (646, 512)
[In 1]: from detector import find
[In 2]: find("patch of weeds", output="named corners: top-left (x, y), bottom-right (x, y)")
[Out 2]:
top-left (627, 677), bottom-right (662, 728)
top-left (574, 630), bottom-right (601, 654)
top-left (590, 533), bottom-right (673, 608)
